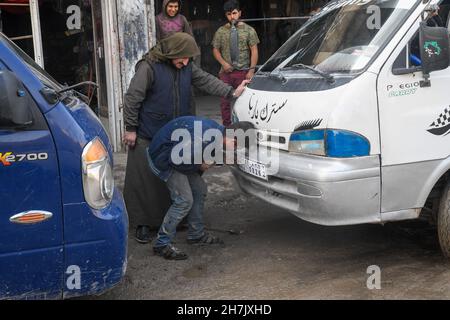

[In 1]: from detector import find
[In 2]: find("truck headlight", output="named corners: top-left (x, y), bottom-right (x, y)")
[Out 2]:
top-left (289, 129), bottom-right (370, 158)
top-left (82, 137), bottom-right (114, 209)
top-left (289, 130), bottom-right (326, 156)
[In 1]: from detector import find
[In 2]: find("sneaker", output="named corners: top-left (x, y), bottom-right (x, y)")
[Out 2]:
top-left (135, 225), bottom-right (152, 244)
top-left (153, 244), bottom-right (188, 260)
top-left (187, 233), bottom-right (224, 245)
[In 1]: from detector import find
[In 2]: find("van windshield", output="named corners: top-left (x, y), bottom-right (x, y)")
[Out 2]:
top-left (261, 0), bottom-right (420, 74)
top-left (0, 33), bottom-right (62, 90)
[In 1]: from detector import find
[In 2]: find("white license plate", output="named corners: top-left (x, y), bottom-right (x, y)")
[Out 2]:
top-left (239, 159), bottom-right (268, 180)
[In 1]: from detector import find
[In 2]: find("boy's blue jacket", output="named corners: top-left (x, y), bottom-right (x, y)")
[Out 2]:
top-left (148, 116), bottom-right (225, 181)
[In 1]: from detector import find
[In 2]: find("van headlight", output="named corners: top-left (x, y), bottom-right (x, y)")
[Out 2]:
top-left (289, 129), bottom-right (370, 158)
top-left (82, 137), bottom-right (114, 209)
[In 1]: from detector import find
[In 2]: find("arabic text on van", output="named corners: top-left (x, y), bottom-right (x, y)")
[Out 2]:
top-left (248, 94), bottom-right (288, 124)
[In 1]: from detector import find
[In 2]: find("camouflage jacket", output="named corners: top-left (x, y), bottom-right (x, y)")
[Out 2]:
top-left (212, 22), bottom-right (259, 71)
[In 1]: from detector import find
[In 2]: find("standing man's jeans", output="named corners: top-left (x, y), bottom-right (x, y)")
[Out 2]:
top-left (154, 171), bottom-right (208, 248)
top-left (219, 70), bottom-right (247, 126)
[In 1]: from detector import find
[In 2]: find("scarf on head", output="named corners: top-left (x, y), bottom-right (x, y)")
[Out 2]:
top-left (144, 32), bottom-right (200, 63)
top-left (161, 0), bottom-right (181, 18)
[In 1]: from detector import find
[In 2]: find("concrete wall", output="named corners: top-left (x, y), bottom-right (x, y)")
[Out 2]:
top-left (117, 0), bottom-right (153, 94)
top-left (104, 0), bottom-right (156, 151)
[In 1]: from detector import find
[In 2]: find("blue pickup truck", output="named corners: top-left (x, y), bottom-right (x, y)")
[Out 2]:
top-left (0, 33), bottom-right (128, 299)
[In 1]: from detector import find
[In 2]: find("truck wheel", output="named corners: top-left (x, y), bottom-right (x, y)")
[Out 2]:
top-left (438, 182), bottom-right (450, 258)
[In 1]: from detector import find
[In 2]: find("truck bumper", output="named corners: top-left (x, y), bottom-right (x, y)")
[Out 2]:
top-left (63, 187), bottom-right (128, 299)
top-left (231, 151), bottom-right (381, 226)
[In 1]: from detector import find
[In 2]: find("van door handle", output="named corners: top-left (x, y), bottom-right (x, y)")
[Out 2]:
top-left (10, 211), bottom-right (53, 225)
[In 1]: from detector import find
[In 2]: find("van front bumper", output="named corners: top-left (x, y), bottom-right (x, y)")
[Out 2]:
top-left (231, 151), bottom-right (381, 226)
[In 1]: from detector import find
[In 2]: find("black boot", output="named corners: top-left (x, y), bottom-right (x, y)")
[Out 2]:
top-left (135, 225), bottom-right (152, 244)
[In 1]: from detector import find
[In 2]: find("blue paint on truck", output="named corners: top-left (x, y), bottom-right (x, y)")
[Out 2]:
top-left (0, 33), bottom-right (128, 299)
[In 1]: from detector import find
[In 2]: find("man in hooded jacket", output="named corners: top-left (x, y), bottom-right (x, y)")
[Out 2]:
top-left (156, 0), bottom-right (192, 40)
top-left (123, 33), bottom-right (248, 244)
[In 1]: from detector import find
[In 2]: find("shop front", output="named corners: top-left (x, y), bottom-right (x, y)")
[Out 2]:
top-left (0, 0), bottom-right (156, 151)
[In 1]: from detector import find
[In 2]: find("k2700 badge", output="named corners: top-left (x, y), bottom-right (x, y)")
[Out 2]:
top-left (0, 152), bottom-right (49, 166)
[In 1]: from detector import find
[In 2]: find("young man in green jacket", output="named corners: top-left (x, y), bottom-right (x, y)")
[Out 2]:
top-left (212, 0), bottom-right (259, 126)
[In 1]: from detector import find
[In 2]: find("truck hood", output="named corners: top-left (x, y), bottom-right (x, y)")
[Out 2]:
top-left (233, 72), bottom-right (381, 153)
top-left (64, 98), bottom-right (114, 162)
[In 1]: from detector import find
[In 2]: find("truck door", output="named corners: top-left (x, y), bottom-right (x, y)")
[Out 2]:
top-left (377, 19), bottom-right (450, 213)
top-left (0, 65), bottom-right (64, 299)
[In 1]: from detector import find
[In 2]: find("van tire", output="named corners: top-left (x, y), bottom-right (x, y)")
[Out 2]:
top-left (438, 182), bottom-right (450, 258)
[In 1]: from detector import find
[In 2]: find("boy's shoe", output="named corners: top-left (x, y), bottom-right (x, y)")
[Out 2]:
top-left (153, 244), bottom-right (188, 260)
top-left (135, 225), bottom-right (152, 244)
top-left (187, 233), bottom-right (224, 245)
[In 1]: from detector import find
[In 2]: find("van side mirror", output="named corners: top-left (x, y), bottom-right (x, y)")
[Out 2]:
top-left (0, 70), bottom-right (33, 128)
top-left (419, 22), bottom-right (450, 87)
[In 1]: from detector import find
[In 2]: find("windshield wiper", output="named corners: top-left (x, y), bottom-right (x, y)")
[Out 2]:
top-left (55, 81), bottom-right (98, 105)
top-left (284, 63), bottom-right (335, 83)
top-left (268, 70), bottom-right (287, 84)
top-left (57, 81), bottom-right (98, 94)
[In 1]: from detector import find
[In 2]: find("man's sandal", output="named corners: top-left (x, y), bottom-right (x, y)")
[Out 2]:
top-left (187, 233), bottom-right (224, 245)
top-left (153, 244), bottom-right (188, 260)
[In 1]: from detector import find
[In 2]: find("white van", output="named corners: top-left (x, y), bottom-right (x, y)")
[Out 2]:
top-left (232, 0), bottom-right (450, 256)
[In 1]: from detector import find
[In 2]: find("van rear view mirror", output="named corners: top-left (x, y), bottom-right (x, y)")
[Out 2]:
top-left (0, 70), bottom-right (33, 128)
top-left (419, 22), bottom-right (450, 79)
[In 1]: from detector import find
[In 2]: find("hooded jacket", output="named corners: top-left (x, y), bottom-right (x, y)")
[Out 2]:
top-left (156, 0), bottom-right (193, 40)
top-left (148, 116), bottom-right (225, 181)
top-left (124, 33), bottom-right (235, 140)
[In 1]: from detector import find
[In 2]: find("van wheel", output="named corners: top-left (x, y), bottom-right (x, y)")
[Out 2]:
top-left (438, 182), bottom-right (450, 258)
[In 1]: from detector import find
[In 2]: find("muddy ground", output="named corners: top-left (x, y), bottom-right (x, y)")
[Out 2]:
top-left (95, 97), bottom-right (450, 300)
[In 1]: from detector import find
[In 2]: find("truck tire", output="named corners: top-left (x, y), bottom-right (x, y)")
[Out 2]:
top-left (438, 182), bottom-right (450, 258)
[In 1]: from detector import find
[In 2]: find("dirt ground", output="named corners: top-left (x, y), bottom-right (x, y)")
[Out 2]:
top-left (95, 97), bottom-right (450, 300)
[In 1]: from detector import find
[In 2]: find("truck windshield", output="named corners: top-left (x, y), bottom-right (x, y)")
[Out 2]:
top-left (261, 0), bottom-right (420, 74)
top-left (0, 33), bottom-right (62, 90)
